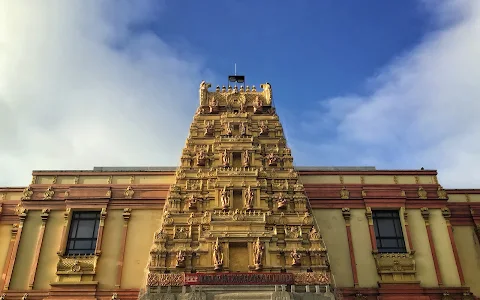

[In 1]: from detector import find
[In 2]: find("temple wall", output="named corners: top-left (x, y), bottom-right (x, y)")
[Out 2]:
top-left (349, 209), bottom-right (379, 287)
top-left (34, 210), bottom-right (64, 289)
top-left (453, 225), bottom-right (480, 296)
top-left (406, 209), bottom-right (438, 287)
top-left (96, 209), bottom-right (124, 289)
top-left (312, 209), bottom-right (354, 287)
top-left (9, 211), bottom-right (41, 290)
top-left (122, 209), bottom-right (162, 289)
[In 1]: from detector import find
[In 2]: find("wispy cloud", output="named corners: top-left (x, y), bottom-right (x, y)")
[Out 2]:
top-left (0, 1), bottom-right (209, 186)
top-left (291, 0), bottom-right (480, 188)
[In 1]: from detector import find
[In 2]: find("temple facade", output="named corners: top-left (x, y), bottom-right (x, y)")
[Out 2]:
top-left (0, 81), bottom-right (479, 300)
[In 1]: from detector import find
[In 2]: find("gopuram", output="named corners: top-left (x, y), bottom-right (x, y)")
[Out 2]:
top-left (139, 79), bottom-right (335, 300)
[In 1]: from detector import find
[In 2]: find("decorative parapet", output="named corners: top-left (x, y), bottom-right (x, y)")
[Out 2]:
top-left (293, 272), bottom-right (330, 285)
top-left (373, 252), bottom-right (416, 283)
top-left (56, 254), bottom-right (98, 283)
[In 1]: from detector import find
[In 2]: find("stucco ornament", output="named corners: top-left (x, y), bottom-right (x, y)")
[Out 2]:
top-left (21, 186), bottom-right (33, 200)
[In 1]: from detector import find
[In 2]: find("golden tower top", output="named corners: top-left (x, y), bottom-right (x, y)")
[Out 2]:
top-left (140, 79), bottom-right (334, 299)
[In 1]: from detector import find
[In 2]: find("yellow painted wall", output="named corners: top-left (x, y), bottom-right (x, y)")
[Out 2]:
top-left (299, 175), bottom-right (339, 184)
top-left (453, 226), bottom-right (480, 296)
top-left (364, 175), bottom-right (394, 184)
top-left (82, 176), bottom-right (110, 184)
top-left (312, 209), bottom-right (354, 287)
top-left (10, 211), bottom-right (41, 290)
top-left (0, 224), bottom-right (12, 281)
top-left (406, 209), bottom-right (438, 287)
top-left (121, 209), bottom-right (162, 288)
top-left (35, 211), bottom-right (64, 289)
top-left (96, 210), bottom-right (123, 288)
top-left (429, 209), bottom-right (461, 286)
top-left (349, 209), bottom-right (378, 287)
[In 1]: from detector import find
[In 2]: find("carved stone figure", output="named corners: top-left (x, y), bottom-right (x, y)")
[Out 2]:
top-left (186, 194), bottom-right (197, 210)
top-left (221, 186), bottom-right (229, 210)
top-left (261, 82), bottom-right (272, 104)
top-left (259, 121), bottom-right (269, 135)
top-left (222, 149), bottom-right (230, 167)
top-left (204, 121), bottom-right (214, 136)
top-left (199, 80), bottom-right (211, 105)
top-left (244, 186), bottom-right (254, 210)
top-left (240, 122), bottom-right (247, 136)
top-left (225, 122), bottom-right (233, 136)
top-left (213, 238), bottom-right (223, 270)
top-left (209, 96), bottom-right (218, 113)
top-left (176, 250), bottom-right (186, 268)
top-left (196, 149), bottom-right (206, 166)
top-left (253, 95), bottom-right (263, 113)
top-left (309, 227), bottom-right (320, 240)
top-left (267, 152), bottom-right (278, 166)
top-left (243, 150), bottom-right (250, 167)
top-left (253, 238), bottom-right (264, 270)
top-left (291, 249), bottom-right (302, 266)
top-left (277, 192), bottom-right (288, 209)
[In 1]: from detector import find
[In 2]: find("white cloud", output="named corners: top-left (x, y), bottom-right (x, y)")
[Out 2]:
top-left (0, 0), bottom-right (210, 186)
top-left (292, 0), bottom-right (480, 188)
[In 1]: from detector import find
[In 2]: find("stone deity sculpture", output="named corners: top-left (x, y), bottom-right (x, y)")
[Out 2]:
top-left (240, 122), bottom-right (247, 136)
top-left (253, 95), bottom-right (263, 113)
top-left (221, 186), bottom-right (229, 210)
top-left (267, 152), bottom-right (278, 166)
top-left (277, 192), bottom-right (288, 209)
top-left (204, 121), bottom-right (214, 136)
top-left (225, 122), bottom-right (233, 136)
top-left (259, 121), bottom-right (269, 135)
top-left (176, 250), bottom-right (186, 268)
top-left (243, 150), bottom-right (250, 167)
top-left (244, 186), bottom-right (254, 210)
top-left (199, 80), bottom-right (211, 105)
top-left (291, 249), bottom-right (302, 266)
top-left (196, 149), bottom-right (206, 166)
top-left (253, 238), bottom-right (264, 270)
top-left (222, 149), bottom-right (230, 167)
top-left (209, 96), bottom-right (218, 113)
top-left (213, 238), bottom-right (224, 270)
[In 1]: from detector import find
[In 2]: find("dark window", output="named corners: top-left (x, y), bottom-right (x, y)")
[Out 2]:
top-left (373, 210), bottom-right (407, 253)
top-left (66, 211), bottom-right (100, 255)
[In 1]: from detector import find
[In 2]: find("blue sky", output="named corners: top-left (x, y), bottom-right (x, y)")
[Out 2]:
top-left (1, 0), bottom-right (480, 187)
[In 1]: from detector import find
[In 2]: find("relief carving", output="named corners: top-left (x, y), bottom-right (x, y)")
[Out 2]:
top-left (290, 249), bottom-right (302, 266)
top-left (253, 238), bottom-right (264, 270)
top-left (213, 238), bottom-right (223, 270)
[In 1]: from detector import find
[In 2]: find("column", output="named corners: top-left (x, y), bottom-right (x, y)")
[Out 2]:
top-left (95, 208), bottom-right (108, 255)
top-left (116, 208), bottom-right (131, 288)
top-left (28, 209), bottom-right (50, 289)
top-left (420, 207), bottom-right (443, 286)
top-left (365, 207), bottom-right (377, 252)
top-left (2, 206), bottom-right (27, 290)
top-left (342, 208), bottom-right (359, 287)
top-left (442, 208), bottom-right (465, 286)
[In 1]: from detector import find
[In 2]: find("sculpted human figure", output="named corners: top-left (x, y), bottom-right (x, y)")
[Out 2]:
top-left (259, 121), bottom-right (269, 135)
top-left (253, 238), bottom-right (264, 270)
top-left (291, 249), bottom-right (302, 266)
top-left (222, 149), bottom-right (230, 167)
top-left (262, 82), bottom-right (272, 103)
top-left (176, 250), bottom-right (186, 268)
top-left (196, 149), bottom-right (206, 166)
top-left (225, 122), bottom-right (233, 136)
top-left (240, 122), bottom-right (247, 136)
top-left (277, 192), bottom-right (288, 209)
top-left (221, 186), bottom-right (229, 209)
top-left (244, 186), bottom-right (254, 210)
top-left (267, 152), bottom-right (278, 166)
top-left (209, 96), bottom-right (218, 113)
top-left (253, 95), bottom-right (263, 113)
top-left (186, 194), bottom-right (197, 210)
top-left (213, 238), bottom-right (224, 270)
top-left (204, 121), bottom-right (214, 136)
top-left (199, 80), bottom-right (211, 105)
top-left (243, 150), bottom-right (250, 167)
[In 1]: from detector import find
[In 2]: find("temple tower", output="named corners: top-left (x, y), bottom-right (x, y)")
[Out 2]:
top-left (140, 79), bottom-right (336, 300)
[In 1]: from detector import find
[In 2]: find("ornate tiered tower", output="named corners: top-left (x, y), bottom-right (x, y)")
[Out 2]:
top-left (140, 80), bottom-right (335, 300)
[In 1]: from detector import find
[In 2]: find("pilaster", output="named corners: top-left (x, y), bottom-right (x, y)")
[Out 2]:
top-left (116, 208), bottom-right (132, 288)
top-left (28, 209), bottom-right (50, 289)
top-left (421, 207), bottom-right (443, 286)
top-left (442, 207), bottom-right (465, 286)
top-left (341, 208), bottom-right (358, 287)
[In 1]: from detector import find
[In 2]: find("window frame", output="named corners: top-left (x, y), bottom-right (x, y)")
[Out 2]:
top-left (65, 211), bottom-right (101, 256)
top-left (372, 210), bottom-right (407, 253)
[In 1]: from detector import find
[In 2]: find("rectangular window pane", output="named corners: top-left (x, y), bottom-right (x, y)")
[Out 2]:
top-left (66, 211), bottom-right (100, 255)
top-left (373, 210), bottom-right (406, 253)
